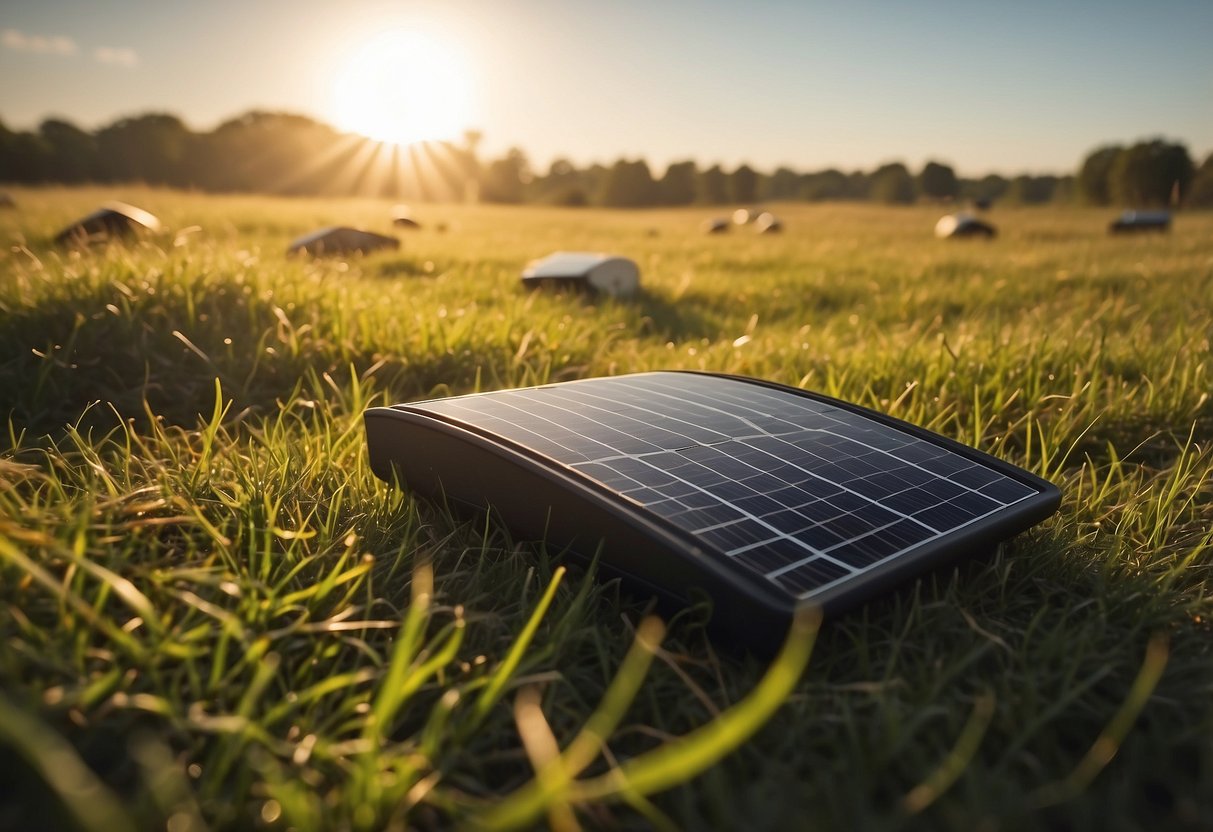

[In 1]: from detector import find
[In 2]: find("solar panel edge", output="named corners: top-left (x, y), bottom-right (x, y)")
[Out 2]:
top-left (382, 371), bottom-right (676, 411)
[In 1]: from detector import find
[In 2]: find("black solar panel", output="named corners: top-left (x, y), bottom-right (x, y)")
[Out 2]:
top-left (365, 372), bottom-right (1060, 642)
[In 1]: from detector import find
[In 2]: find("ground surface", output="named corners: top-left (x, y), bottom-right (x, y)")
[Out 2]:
top-left (1, 189), bottom-right (1211, 831)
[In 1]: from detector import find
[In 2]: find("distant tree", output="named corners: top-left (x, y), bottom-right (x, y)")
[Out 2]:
top-left (658, 160), bottom-right (698, 205)
top-left (1076, 145), bottom-right (1123, 205)
top-left (479, 147), bottom-right (531, 203)
top-left (532, 158), bottom-right (589, 206)
top-left (531, 157), bottom-right (573, 201)
top-left (1108, 139), bottom-right (1193, 207)
top-left (729, 164), bottom-right (759, 204)
top-left (763, 166), bottom-right (800, 200)
top-left (582, 164), bottom-right (609, 205)
top-left (1187, 153), bottom-right (1213, 208)
top-left (462, 130), bottom-right (483, 162)
top-left (551, 187), bottom-right (588, 207)
top-left (698, 165), bottom-right (730, 204)
top-left (40, 119), bottom-right (99, 182)
top-left (549, 158), bottom-right (576, 179)
top-left (599, 158), bottom-right (658, 207)
top-left (1004, 174), bottom-right (1058, 205)
top-left (0, 123), bottom-right (53, 182)
top-left (845, 170), bottom-right (872, 200)
top-left (195, 111), bottom-right (343, 194)
top-left (918, 161), bottom-right (959, 201)
top-left (95, 112), bottom-right (192, 186)
top-left (800, 169), bottom-right (849, 201)
top-left (869, 162), bottom-right (916, 204)
top-left (448, 130), bottom-right (481, 202)
top-left (0, 122), bottom-right (12, 181)
top-left (1051, 175), bottom-right (1076, 204)
top-left (967, 174), bottom-right (1009, 205)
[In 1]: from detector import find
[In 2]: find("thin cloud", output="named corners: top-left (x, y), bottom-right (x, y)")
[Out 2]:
top-left (94, 46), bottom-right (139, 68)
top-left (1, 28), bottom-right (77, 55)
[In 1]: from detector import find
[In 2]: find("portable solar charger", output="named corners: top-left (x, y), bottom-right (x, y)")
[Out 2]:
top-left (520, 252), bottom-right (641, 297)
top-left (365, 372), bottom-right (1061, 646)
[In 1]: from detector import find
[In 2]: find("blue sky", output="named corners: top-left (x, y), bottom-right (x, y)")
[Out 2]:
top-left (1, 0), bottom-right (1209, 175)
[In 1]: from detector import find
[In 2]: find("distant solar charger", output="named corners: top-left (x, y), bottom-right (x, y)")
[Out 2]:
top-left (365, 372), bottom-right (1060, 644)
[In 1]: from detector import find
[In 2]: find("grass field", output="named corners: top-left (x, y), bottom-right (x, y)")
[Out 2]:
top-left (1, 188), bottom-right (1211, 831)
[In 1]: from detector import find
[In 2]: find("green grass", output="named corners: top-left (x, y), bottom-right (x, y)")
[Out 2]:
top-left (1, 187), bottom-right (1212, 830)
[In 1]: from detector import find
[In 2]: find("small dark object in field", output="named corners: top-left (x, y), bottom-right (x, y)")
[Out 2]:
top-left (755, 212), bottom-right (783, 234)
top-left (435, 221), bottom-right (449, 233)
top-left (1108, 210), bottom-right (1170, 235)
top-left (935, 213), bottom-right (996, 239)
top-left (55, 201), bottom-right (161, 247)
top-left (287, 227), bottom-right (400, 256)
top-left (521, 252), bottom-right (640, 297)
top-left (972, 197), bottom-right (992, 211)
top-left (703, 218), bottom-right (730, 234)
top-left (391, 204), bottom-right (422, 229)
top-left (0, 192), bottom-right (15, 209)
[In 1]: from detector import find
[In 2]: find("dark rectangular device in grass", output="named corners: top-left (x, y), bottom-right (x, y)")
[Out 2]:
top-left (365, 372), bottom-right (1061, 643)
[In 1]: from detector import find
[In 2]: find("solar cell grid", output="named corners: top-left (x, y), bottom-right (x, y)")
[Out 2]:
top-left (413, 373), bottom-right (1042, 600)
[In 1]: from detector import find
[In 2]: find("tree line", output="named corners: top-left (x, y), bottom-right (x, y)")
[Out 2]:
top-left (0, 112), bottom-right (479, 200)
top-left (2, 109), bottom-right (1210, 209)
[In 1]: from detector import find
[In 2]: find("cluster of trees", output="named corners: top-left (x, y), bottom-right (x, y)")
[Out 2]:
top-left (482, 139), bottom-right (1209, 209)
top-left (2, 109), bottom-right (1209, 209)
top-left (0, 112), bottom-right (478, 200)
top-left (1076, 140), bottom-right (1212, 208)
top-left (481, 153), bottom-right (1078, 209)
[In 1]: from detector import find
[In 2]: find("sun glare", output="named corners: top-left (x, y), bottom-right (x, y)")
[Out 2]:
top-left (329, 29), bottom-right (473, 146)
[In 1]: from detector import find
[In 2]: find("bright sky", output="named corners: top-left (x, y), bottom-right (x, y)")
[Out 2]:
top-left (1, 0), bottom-right (1210, 176)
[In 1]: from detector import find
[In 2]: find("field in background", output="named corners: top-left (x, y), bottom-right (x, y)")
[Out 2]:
top-left (1, 189), bottom-right (1211, 830)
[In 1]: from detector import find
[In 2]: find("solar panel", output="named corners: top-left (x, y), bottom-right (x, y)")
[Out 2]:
top-left (365, 372), bottom-right (1060, 643)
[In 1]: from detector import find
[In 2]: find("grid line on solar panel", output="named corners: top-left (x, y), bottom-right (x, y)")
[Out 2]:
top-left (411, 374), bottom-right (1039, 599)
top-left (574, 447), bottom-right (832, 562)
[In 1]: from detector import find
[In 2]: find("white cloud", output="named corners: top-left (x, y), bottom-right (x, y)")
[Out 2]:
top-left (1, 29), bottom-right (137, 67)
top-left (94, 46), bottom-right (139, 68)
top-left (1, 28), bottom-right (77, 55)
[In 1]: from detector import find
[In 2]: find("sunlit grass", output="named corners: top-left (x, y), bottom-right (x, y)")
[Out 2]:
top-left (1, 189), bottom-right (1211, 828)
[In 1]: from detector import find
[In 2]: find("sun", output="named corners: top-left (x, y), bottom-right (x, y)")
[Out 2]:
top-left (328, 29), bottom-right (473, 146)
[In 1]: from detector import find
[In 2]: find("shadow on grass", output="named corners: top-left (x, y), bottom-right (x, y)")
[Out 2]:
top-left (629, 287), bottom-right (719, 341)
top-left (358, 495), bottom-right (1212, 830)
top-left (512, 284), bottom-right (722, 344)
top-left (657, 520), bottom-right (1213, 829)
top-left (0, 285), bottom-right (578, 438)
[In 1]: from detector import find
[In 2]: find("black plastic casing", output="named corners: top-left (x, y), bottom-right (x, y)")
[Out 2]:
top-left (364, 372), bottom-right (1062, 646)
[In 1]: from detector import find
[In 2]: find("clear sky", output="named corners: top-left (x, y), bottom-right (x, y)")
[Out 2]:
top-left (1, 0), bottom-right (1210, 176)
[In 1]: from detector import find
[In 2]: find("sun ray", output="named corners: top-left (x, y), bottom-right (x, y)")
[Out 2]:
top-left (266, 132), bottom-right (366, 195)
top-left (408, 143), bottom-right (435, 202)
top-left (321, 137), bottom-right (383, 196)
top-left (364, 140), bottom-right (396, 197)
top-left (424, 141), bottom-right (474, 202)
top-left (386, 142), bottom-right (405, 200)
top-left (347, 139), bottom-right (390, 197)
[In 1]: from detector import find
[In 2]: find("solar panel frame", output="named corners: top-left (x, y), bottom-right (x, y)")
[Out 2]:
top-left (365, 371), bottom-right (1061, 644)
